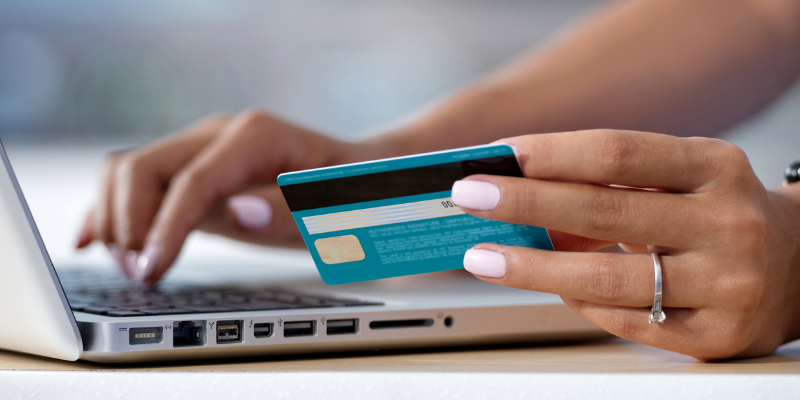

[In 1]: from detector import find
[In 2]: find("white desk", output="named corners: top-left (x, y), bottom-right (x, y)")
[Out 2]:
top-left (2, 337), bottom-right (800, 399)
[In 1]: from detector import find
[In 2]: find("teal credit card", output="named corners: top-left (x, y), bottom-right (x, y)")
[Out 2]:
top-left (277, 144), bottom-right (553, 285)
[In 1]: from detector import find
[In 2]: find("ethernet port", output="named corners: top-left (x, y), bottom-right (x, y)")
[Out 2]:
top-left (173, 320), bottom-right (206, 347)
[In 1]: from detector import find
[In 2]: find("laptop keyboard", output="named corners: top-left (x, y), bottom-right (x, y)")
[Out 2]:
top-left (59, 269), bottom-right (384, 317)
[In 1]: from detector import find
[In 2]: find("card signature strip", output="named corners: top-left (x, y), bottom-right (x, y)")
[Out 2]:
top-left (302, 197), bottom-right (465, 235)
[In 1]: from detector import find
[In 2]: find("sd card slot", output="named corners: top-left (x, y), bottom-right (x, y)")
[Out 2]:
top-left (368, 319), bottom-right (434, 329)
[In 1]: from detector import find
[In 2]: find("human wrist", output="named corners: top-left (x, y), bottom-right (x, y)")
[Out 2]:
top-left (347, 83), bottom-right (523, 161)
top-left (772, 184), bottom-right (800, 227)
top-left (770, 184), bottom-right (800, 343)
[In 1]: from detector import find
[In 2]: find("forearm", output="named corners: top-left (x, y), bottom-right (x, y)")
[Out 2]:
top-left (362, 0), bottom-right (800, 157)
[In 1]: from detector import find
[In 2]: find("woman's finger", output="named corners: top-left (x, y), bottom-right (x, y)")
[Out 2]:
top-left (138, 112), bottom-right (327, 285)
top-left (453, 175), bottom-right (701, 248)
top-left (109, 117), bottom-right (224, 274)
top-left (561, 298), bottom-right (730, 360)
top-left (499, 130), bottom-right (726, 192)
top-left (93, 155), bottom-right (121, 245)
top-left (75, 207), bottom-right (96, 249)
top-left (463, 244), bottom-right (704, 308)
top-left (196, 184), bottom-right (303, 249)
top-left (106, 242), bottom-right (131, 279)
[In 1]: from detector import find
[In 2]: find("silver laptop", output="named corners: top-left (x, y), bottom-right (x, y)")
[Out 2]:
top-left (0, 139), bottom-right (605, 363)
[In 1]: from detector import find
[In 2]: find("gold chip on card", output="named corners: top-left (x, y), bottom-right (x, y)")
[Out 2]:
top-left (314, 235), bottom-right (366, 264)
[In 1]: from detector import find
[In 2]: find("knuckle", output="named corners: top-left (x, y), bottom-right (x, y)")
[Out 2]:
top-left (704, 139), bottom-right (753, 182)
top-left (172, 166), bottom-right (210, 191)
top-left (716, 268), bottom-right (766, 315)
top-left (199, 113), bottom-right (231, 126)
top-left (586, 188), bottom-right (629, 237)
top-left (236, 109), bottom-right (272, 128)
top-left (223, 109), bottom-right (277, 141)
top-left (114, 153), bottom-right (148, 180)
top-left (104, 153), bottom-right (121, 166)
top-left (102, 154), bottom-right (124, 176)
top-left (715, 140), bottom-right (749, 164)
top-left (594, 130), bottom-right (636, 176)
top-left (584, 257), bottom-right (628, 303)
top-left (510, 181), bottom-right (537, 222)
top-left (707, 207), bottom-right (769, 252)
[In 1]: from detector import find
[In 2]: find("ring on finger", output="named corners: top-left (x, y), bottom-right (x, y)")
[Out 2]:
top-left (648, 252), bottom-right (666, 324)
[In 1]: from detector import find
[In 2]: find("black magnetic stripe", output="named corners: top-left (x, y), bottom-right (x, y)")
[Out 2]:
top-left (280, 155), bottom-right (522, 212)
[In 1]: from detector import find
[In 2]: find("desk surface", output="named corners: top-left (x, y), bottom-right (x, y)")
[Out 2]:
top-left (2, 337), bottom-right (800, 374)
top-left (5, 337), bottom-right (800, 400)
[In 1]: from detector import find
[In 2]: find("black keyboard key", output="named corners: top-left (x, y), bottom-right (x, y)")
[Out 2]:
top-left (140, 308), bottom-right (193, 315)
top-left (290, 303), bottom-right (334, 309)
top-left (297, 296), bottom-right (323, 305)
top-left (68, 295), bottom-right (106, 303)
top-left (226, 301), bottom-right (296, 311)
top-left (68, 303), bottom-right (93, 311)
top-left (222, 295), bottom-right (247, 303)
top-left (181, 305), bottom-right (240, 313)
top-left (344, 301), bottom-right (384, 307)
top-left (248, 292), bottom-right (276, 300)
top-left (82, 306), bottom-right (118, 315)
top-left (172, 299), bottom-right (215, 307)
top-left (275, 294), bottom-right (297, 302)
top-left (103, 301), bottom-right (150, 308)
top-left (130, 305), bottom-right (180, 311)
top-left (106, 310), bottom-right (147, 317)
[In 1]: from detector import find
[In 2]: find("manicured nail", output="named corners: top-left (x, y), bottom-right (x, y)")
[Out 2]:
top-left (451, 180), bottom-right (500, 211)
top-left (137, 243), bottom-right (162, 282)
top-left (463, 249), bottom-right (507, 278)
top-left (107, 244), bottom-right (131, 279)
top-left (125, 250), bottom-right (139, 280)
top-left (228, 195), bottom-right (273, 229)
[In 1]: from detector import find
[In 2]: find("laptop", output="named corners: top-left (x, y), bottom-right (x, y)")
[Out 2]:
top-left (0, 139), bottom-right (606, 363)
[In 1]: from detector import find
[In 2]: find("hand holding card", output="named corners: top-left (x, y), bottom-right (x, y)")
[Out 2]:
top-left (277, 144), bottom-right (553, 285)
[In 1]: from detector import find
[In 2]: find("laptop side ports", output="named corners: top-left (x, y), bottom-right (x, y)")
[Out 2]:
top-left (368, 318), bottom-right (434, 329)
top-left (216, 320), bottom-right (243, 344)
top-left (173, 320), bottom-right (205, 347)
top-left (283, 320), bottom-right (316, 337)
top-left (129, 327), bottom-right (163, 345)
top-left (253, 323), bottom-right (273, 338)
top-left (326, 319), bottom-right (358, 335)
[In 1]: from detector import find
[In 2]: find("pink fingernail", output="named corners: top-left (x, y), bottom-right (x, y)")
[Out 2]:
top-left (228, 195), bottom-right (273, 229)
top-left (463, 249), bottom-right (507, 278)
top-left (107, 244), bottom-right (130, 279)
top-left (452, 180), bottom-right (500, 211)
top-left (124, 250), bottom-right (139, 280)
top-left (137, 243), bottom-right (162, 282)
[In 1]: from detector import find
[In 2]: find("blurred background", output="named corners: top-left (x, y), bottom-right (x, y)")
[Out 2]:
top-left (0, 0), bottom-right (610, 144)
top-left (1, 0), bottom-right (799, 273)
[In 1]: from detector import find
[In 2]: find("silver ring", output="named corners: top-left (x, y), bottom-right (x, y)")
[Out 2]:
top-left (649, 253), bottom-right (666, 324)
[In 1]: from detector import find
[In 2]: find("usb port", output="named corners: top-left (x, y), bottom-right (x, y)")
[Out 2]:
top-left (216, 320), bottom-right (243, 344)
top-left (129, 327), bottom-right (163, 345)
top-left (253, 323), bottom-right (273, 338)
top-left (326, 319), bottom-right (358, 335)
top-left (284, 320), bottom-right (316, 337)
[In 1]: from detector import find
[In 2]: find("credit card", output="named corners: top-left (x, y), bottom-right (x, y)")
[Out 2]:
top-left (277, 143), bottom-right (553, 285)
